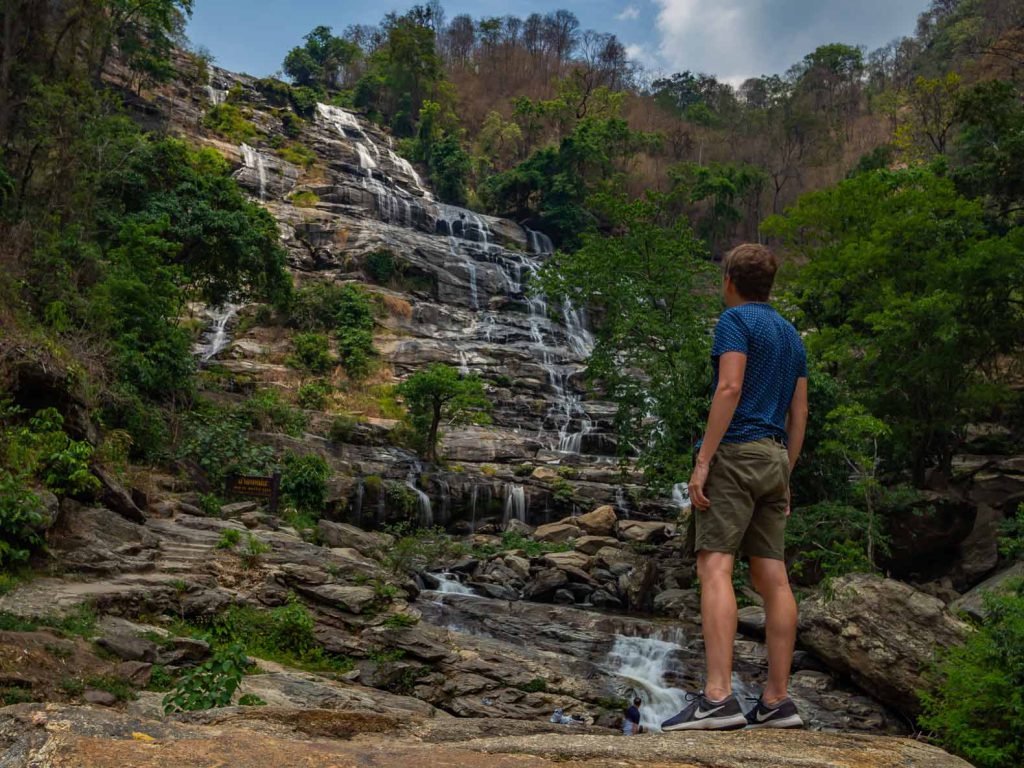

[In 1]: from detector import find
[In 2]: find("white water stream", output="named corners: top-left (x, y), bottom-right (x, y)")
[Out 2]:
top-left (194, 304), bottom-right (240, 362)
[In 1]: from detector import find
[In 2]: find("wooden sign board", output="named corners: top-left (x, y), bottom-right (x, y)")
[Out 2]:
top-left (225, 472), bottom-right (281, 513)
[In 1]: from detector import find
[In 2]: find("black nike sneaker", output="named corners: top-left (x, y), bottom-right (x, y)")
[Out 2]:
top-left (661, 691), bottom-right (748, 731)
top-left (744, 696), bottom-right (804, 729)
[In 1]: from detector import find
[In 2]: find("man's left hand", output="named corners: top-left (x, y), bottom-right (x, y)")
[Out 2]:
top-left (688, 461), bottom-right (711, 511)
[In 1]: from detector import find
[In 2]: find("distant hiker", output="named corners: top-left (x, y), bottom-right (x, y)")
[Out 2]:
top-left (662, 244), bottom-right (808, 732)
top-left (622, 697), bottom-right (645, 735)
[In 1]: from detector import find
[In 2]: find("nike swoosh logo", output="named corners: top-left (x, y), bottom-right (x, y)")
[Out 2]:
top-left (694, 705), bottom-right (725, 718)
top-left (756, 710), bottom-right (775, 722)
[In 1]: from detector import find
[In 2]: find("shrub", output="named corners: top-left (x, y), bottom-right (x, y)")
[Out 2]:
top-left (288, 332), bottom-right (333, 374)
top-left (179, 409), bottom-right (275, 488)
top-left (288, 283), bottom-right (374, 334)
top-left (2, 405), bottom-right (99, 498)
top-left (84, 674), bottom-right (136, 702)
top-left (280, 112), bottom-right (303, 138)
top-left (216, 529), bottom-right (241, 549)
top-left (239, 389), bottom-right (307, 435)
top-left (335, 326), bottom-right (373, 378)
top-left (998, 504), bottom-right (1024, 560)
top-left (203, 103), bottom-right (259, 143)
top-left (297, 380), bottom-right (332, 410)
top-left (163, 642), bottom-right (249, 714)
top-left (365, 250), bottom-right (397, 284)
top-left (238, 693), bottom-right (267, 706)
top-left (279, 144), bottom-right (316, 169)
top-left (328, 414), bottom-right (358, 443)
top-left (513, 463), bottom-right (533, 477)
top-left (239, 534), bottom-right (270, 569)
top-left (287, 189), bottom-right (319, 206)
top-left (280, 452), bottom-right (330, 513)
top-left (920, 582), bottom-right (1024, 768)
top-left (495, 530), bottom-right (571, 557)
top-left (518, 678), bottom-right (548, 693)
top-left (383, 525), bottom-right (466, 574)
top-left (382, 612), bottom-right (419, 629)
top-left (0, 472), bottom-right (44, 567)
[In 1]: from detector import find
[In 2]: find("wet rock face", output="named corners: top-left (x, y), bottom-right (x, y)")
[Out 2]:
top-left (798, 573), bottom-right (973, 716)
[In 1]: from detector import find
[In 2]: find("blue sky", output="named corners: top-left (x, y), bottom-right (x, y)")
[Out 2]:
top-left (187, 0), bottom-right (928, 84)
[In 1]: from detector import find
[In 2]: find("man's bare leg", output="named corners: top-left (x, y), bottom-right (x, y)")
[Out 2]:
top-left (697, 550), bottom-right (736, 701)
top-left (749, 556), bottom-right (797, 704)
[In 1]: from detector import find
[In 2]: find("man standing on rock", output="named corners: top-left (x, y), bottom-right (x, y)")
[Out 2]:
top-left (662, 244), bottom-right (808, 732)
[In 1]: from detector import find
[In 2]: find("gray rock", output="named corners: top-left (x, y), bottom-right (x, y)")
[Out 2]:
top-left (553, 589), bottom-right (575, 605)
top-left (799, 574), bottom-right (972, 715)
top-left (317, 520), bottom-right (394, 556)
top-left (737, 605), bottom-right (766, 637)
top-left (114, 661), bottom-right (153, 687)
top-left (296, 583), bottom-right (378, 614)
top-left (157, 637), bottom-right (211, 666)
top-left (573, 536), bottom-right (620, 556)
top-left (619, 561), bottom-right (657, 611)
top-left (97, 634), bottom-right (158, 663)
top-left (91, 465), bottom-right (146, 523)
top-left (950, 561), bottom-right (1024, 621)
top-left (654, 588), bottom-right (698, 617)
top-left (220, 501), bottom-right (259, 517)
top-left (616, 520), bottom-right (674, 544)
top-left (532, 522), bottom-right (581, 543)
top-left (83, 689), bottom-right (118, 706)
top-left (522, 569), bottom-right (568, 600)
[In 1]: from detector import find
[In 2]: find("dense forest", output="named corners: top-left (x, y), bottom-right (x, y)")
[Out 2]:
top-left (0, 1), bottom-right (1023, 765)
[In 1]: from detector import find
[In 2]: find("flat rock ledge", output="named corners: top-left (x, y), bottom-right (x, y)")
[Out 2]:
top-left (0, 703), bottom-right (969, 768)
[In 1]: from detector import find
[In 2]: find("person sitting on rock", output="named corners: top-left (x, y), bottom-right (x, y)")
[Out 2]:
top-left (662, 244), bottom-right (808, 732)
top-left (622, 697), bottom-right (644, 735)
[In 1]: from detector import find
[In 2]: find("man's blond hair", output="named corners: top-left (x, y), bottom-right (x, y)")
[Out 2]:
top-left (723, 244), bottom-right (779, 302)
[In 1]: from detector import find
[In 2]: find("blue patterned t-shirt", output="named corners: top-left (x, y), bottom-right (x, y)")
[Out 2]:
top-left (709, 303), bottom-right (808, 445)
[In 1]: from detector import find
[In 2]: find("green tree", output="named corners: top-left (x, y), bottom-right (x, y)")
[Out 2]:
top-left (920, 582), bottom-right (1024, 768)
top-left (396, 364), bottom-right (489, 462)
top-left (764, 167), bottom-right (1024, 483)
top-left (283, 26), bottom-right (360, 92)
top-left (537, 192), bottom-right (715, 485)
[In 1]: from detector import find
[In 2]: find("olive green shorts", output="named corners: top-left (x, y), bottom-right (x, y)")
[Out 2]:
top-left (693, 438), bottom-right (790, 561)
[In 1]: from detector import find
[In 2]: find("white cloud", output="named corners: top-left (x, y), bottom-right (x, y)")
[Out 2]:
top-left (616, 5), bottom-right (641, 21)
top-left (653, 0), bottom-right (756, 83)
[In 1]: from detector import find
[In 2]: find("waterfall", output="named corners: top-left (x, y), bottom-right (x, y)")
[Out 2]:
top-left (503, 484), bottom-right (527, 525)
top-left (432, 572), bottom-right (476, 596)
top-left (672, 483), bottom-right (691, 512)
top-left (355, 143), bottom-right (378, 170)
top-left (458, 350), bottom-right (471, 376)
top-left (562, 297), bottom-right (595, 358)
top-left (469, 485), bottom-right (478, 531)
top-left (405, 466), bottom-right (433, 527)
top-left (195, 304), bottom-right (240, 362)
top-left (316, 102), bottom-right (365, 136)
top-left (354, 478), bottom-right (365, 523)
top-left (240, 144), bottom-right (267, 201)
top-left (205, 85), bottom-right (227, 106)
top-left (615, 486), bottom-right (631, 518)
top-left (604, 635), bottom-right (689, 732)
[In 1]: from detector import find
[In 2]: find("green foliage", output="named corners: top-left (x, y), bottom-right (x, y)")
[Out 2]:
top-left (146, 665), bottom-right (177, 692)
top-left (288, 332), bottom-right (333, 374)
top-left (670, 161), bottom-right (766, 254)
top-left (496, 530), bottom-right (572, 558)
top-left (179, 409), bottom-right (274, 488)
top-left (287, 283), bottom-right (375, 377)
top-left (365, 250), bottom-right (397, 284)
top-left (0, 687), bottom-right (35, 705)
top-left (764, 167), bottom-right (1024, 484)
top-left (920, 582), bottom-right (1024, 768)
top-left (280, 452), bottom-right (330, 513)
top-left (239, 389), bottom-right (307, 436)
top-left (204, 102), bottom-right (259, 143)
top-left (517, 677), bottom-right (548, 693)
top-left (999, 505), bottom-right (1024, 561)
top-left (239, 534), bottom-right (270, 569)
top-left (216, 528), bottom-right (241, 549)
top-left (383, 525), bottom-right (467, 574)
top-left (0, 472), bottom-right (44, 567)
top-left (537, 192), bottom-right (714, 486)
top-left (163, 642), bottom-right (249, 714)
top-left (287, 189), bottom-right (319, 206)
top-left (382, 612), bottom-right (419, 629)
top-left (403, 100), bottom-right (470, 204)
top-left (328, 415), bottom-right (358, 443)
top-left (283, 26), bottom-right (360, 92)
top-left (396, 364), bottom-right (489, 462)
top-left (2, 405), bottom-right (100, 498)
top-left (84, 674), bottom-right (136, 702)
top-left (238, 693), bottom-right (267, 706)
top-left (296, 380), bottom-right (333, 410)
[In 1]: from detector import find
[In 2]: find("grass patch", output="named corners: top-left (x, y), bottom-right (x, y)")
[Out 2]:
top-left (288, 190), bottom-right (320, 207)
top-left (84, 675), bottom-right (136, 701)
top-left (0, 686), bottom-right (35, 705)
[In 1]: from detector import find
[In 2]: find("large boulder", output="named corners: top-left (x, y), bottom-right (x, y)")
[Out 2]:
top-left (950, 561), bottom-right (1024, 621)
top-left (317, 520), bottom-right (394, 557)
top-left (798, 574), bottom-right (972, 715)
top-left (572, 506), bottom-right (618, 537)
top-left (573, 536), bottom-right (619, 556)
top-left (619, 561), bottom-right (658, 611)
top-left (540, 551), bottom-right (592, 572)
top-left (532, 522), bottom-right (580, 544)
top-left (616, 520), bottom-right (674, 544)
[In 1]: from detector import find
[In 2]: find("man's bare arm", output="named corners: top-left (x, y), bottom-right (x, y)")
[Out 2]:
top-left (689, 351), bottom-right (746, 509)
top-left (786, 377), bottom-right (809, 471)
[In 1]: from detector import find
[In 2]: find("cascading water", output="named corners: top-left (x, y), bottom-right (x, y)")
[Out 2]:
top-left (240, 143), bottom-right (269, 201)
top-left (431, 572), bottom-right (476, 596)
top-left (604, 634), bottom-right (689, 732)
top-left (503, 484), bottom-right (527, 526)
top-left (672, 483), bottom-right (691, 512)
top-left (195, 304), bottom-right (240, 362)
top-left (205, 84), bottom-right (227, 106)
top-left (405, 465), bottom-right (433, 526)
